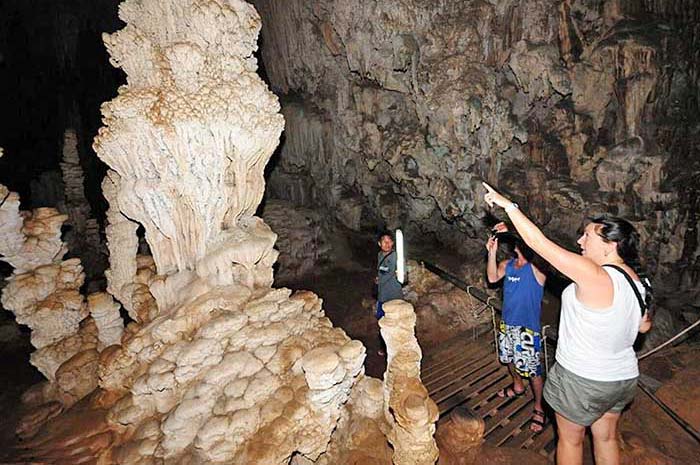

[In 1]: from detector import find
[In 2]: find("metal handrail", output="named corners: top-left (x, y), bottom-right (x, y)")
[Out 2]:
top-left (420, 261), bottom-right (502, 312)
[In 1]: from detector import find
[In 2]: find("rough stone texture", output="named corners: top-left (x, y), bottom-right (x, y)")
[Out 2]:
top-left (88, 291), bottom-right (124, 349)
top-left (262, 199), bottom-right (330, 283)
top-left (380, 300), bottom-right (439, 465)
top-left (59, 128), bottom-right (106, 283)
top-left (93, 0), bottom-right (284, 294)
top-left (435, 407), bottom-right (484, 465)
top-left (435, 406), bottom-right (548, 465)
top-left (316, 375), bottom-right (393, 465)
top-left (403, 261), bottom-right (491, 350)
top-left (253, 0), bottom-right (700, 326)
top-left (0, 189), bottom-right (68, 274)
top-left (2, 259), bottom-right (87, 353)
top-left (4, 2), bottom-right (435, 464)
top-left (0, 149), bottom-right (110, 413)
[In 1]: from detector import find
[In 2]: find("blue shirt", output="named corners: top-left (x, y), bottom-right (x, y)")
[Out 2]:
top-left (502, 259), bottom-right (544, 331)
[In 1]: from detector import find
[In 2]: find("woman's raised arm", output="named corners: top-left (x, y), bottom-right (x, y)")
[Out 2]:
top-left (482, 183), bottom-right (608, 288)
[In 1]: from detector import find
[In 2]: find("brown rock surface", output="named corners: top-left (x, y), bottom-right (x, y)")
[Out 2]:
top-left (252, 0), bottom-right (700, 342)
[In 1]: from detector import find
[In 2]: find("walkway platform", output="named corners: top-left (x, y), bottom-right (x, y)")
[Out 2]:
top-left (422, 331), bottom-right (556, 456)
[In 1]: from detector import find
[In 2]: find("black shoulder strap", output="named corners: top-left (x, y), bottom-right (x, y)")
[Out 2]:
top-left (378, 251), bottom-right (394, 269)
top-left (602, 264), bottom-right (646, 315)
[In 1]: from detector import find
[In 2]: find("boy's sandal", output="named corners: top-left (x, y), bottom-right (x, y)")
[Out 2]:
top-left (496, 384), bottom-right (527, 398)
top-left (530, 408), bottom-right (547, 433)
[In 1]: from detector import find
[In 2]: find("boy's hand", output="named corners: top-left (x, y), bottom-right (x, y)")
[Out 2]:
top-left (486, 236), bottom-right (498, 254)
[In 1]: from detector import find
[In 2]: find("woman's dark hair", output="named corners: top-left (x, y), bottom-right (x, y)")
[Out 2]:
top-left (589, 215), bottom-right (653, 308)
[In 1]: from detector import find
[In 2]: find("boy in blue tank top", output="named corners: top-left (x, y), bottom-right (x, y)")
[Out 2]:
top-left (487, 222), bottom-right (547, 432)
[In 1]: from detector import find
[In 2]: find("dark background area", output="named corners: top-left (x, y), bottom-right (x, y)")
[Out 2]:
top-left (0, 0), bottom-right (124, 216)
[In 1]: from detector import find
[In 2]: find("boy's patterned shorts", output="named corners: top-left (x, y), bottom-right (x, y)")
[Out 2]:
top-left (498, 321), bottom-right (542, 377)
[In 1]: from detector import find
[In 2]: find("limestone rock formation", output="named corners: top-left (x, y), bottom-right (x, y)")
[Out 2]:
top-left (435, 406), bottom-right (547, 465)
top-left (88, 292), bottom-right (123, 348)
top-left (380, 300), bottom-right (439, 465)
top-left (59, 128), bottom-right (106, 282)
top-left (262, 199), bottom-right (330, 283)
top-left (0, 150), bottom-right (90, 381)
top-left (316, 376), bottom-right (393, 465)
top-left (0, 148), bottom-right (118, 414)
top-left (4, 1), bottom-right (437, 464)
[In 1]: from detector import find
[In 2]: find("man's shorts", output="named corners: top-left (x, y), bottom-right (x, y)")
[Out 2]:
top-left (498, 321), bottom-right (542, 377)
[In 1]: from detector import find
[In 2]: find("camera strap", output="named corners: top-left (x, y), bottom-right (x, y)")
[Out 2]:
top-left (602, 264), bottom-right (647, 316)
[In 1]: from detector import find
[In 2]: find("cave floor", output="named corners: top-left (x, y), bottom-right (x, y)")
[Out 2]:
top-left (0, 331), bottom-right (43, 453)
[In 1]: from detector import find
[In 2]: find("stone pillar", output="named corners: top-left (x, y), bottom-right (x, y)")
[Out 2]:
top-left (380, 299), bottom-right (439, 465)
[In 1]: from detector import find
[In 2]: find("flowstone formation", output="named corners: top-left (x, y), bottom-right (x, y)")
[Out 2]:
top-left (380, 300), bottom-right (439, 465)
top-left (3, 1), bottom-right (437, 464)
top-left (252, 0), bottom-right (700, 332)
top-left (0, 147), bottom-right (122, 428)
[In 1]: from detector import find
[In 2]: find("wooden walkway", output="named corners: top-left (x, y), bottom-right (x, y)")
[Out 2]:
top-left (422, 331), bottom-right (556, 456)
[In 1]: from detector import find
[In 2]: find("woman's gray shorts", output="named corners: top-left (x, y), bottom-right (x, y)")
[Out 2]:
top-left (543, 363), bottom-right (638, 426)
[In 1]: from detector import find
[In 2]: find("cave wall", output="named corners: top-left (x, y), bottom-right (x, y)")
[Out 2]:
top-left (253, 0), bottom-right (700, 303)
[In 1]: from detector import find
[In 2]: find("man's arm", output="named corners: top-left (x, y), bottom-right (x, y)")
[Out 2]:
top-left (486, 236), bottom-right (507, 283)
top-left (531, 263), bottom-right (547, 286)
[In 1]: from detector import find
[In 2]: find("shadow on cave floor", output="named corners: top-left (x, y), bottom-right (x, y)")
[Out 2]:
top-left (0, 329), bottom-right (43, 452)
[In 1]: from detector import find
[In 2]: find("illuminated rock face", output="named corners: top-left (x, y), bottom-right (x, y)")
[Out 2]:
top-left (2, 2), bottom-right (437, 464)
top-left (381, 300), bottom-right (439, 465)
top-left (253, 0), bottom-right (700, 333)
top-left (93, 0), bottom-right (284, 296)
top-left (0, 0), bottom-right (445, 462)
top-left (0, 148), bottom-right (117, 413)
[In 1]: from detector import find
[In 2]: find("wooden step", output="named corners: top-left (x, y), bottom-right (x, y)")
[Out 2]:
top-left (422, 331), bottom-right (556, 457)
top-left (464, 371), bottom-right (511, 408)
top-left (422, 337), bottom-right (493, 373)
top-left (430, 360), bottom-right (502, 405)
top-left (424, 345), bottom-right (495, 388)
top-left (437, 368), bottom-right (510, 415)
top-left (483, 393), bottom-right (532, 436)
top-left (486, 402), bottom-right (536, 447)
top-left (525, 421), bottom-right (557, 455)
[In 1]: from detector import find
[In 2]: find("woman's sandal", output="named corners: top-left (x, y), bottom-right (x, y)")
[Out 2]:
top-left (496, 384), bottom-right (527, 398)
top-left (529, 408), bottom-right (547, 433)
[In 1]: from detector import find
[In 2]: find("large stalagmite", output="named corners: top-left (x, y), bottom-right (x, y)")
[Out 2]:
top-left (2, 1), bottom-right (437, 464)
top-left (381, 300), bottom-right (439, 465)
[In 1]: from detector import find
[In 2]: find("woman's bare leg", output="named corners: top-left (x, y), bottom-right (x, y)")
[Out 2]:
top-left (590, 411), bottom-right (621, 465)
top-left (555, 412), bottom-right (585, 465)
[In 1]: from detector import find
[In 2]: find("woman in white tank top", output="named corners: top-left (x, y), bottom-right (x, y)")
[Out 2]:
top-left (483, 183), bottom-right (652, 465)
